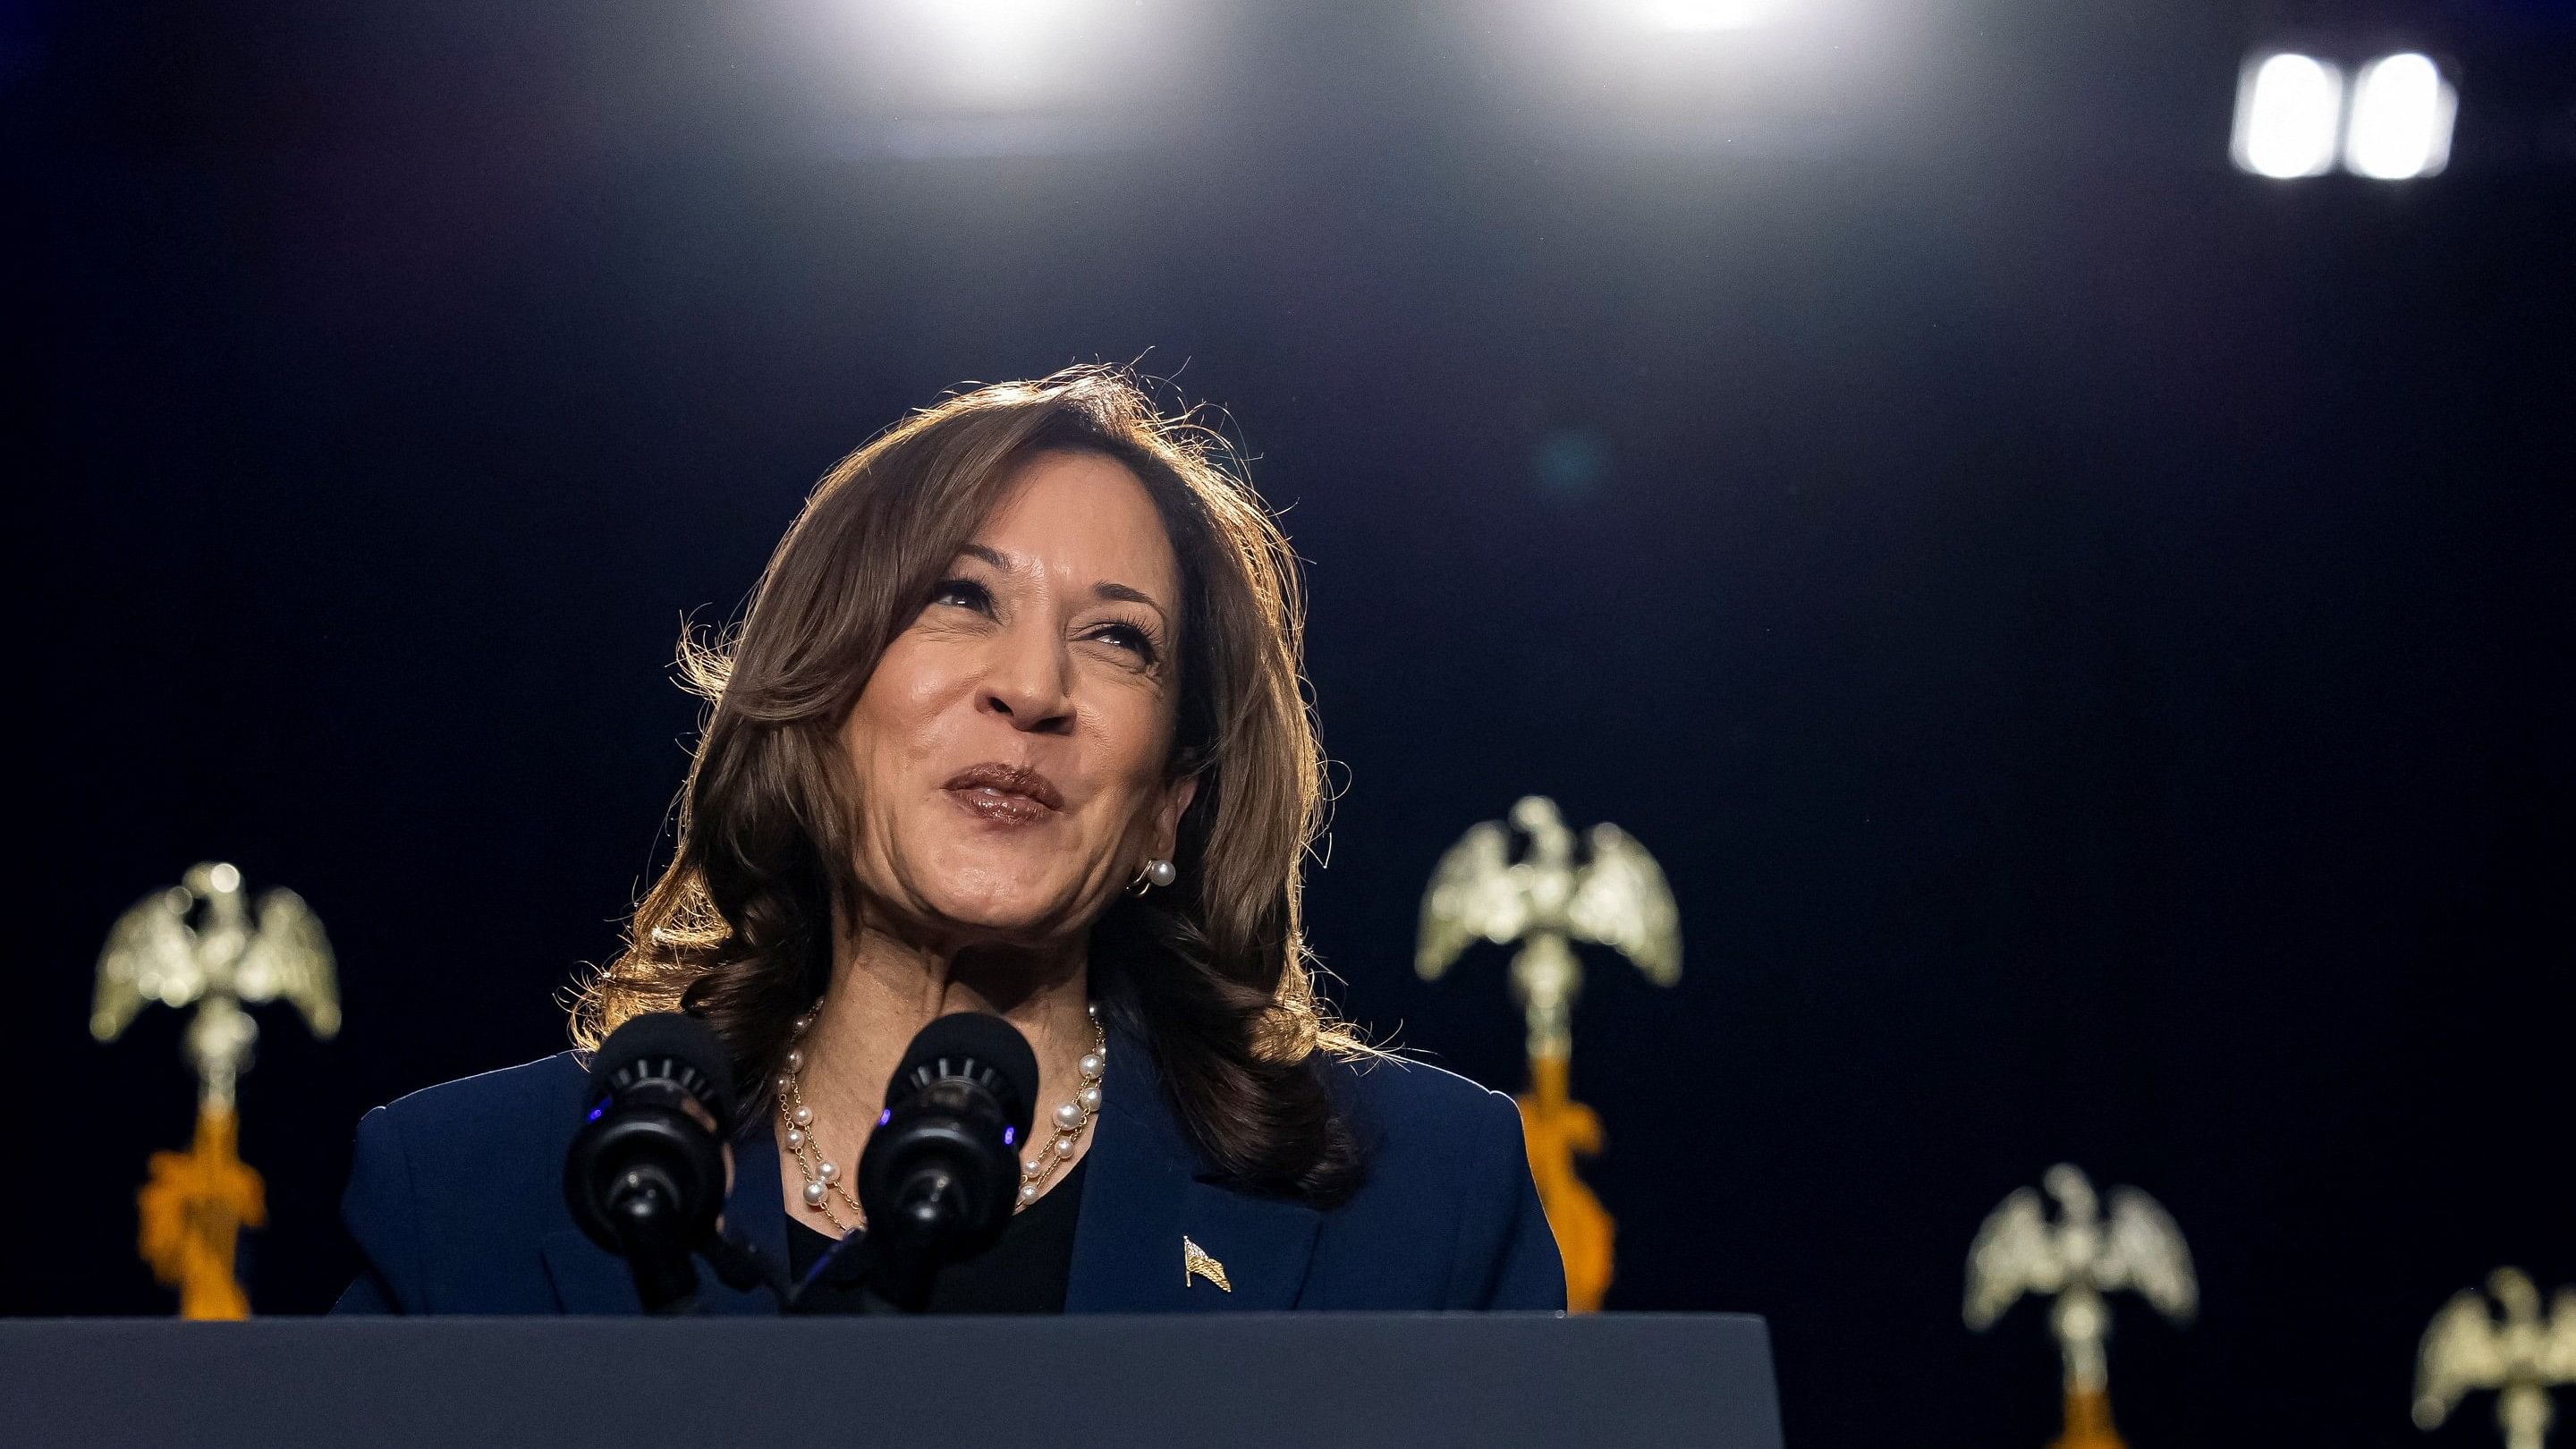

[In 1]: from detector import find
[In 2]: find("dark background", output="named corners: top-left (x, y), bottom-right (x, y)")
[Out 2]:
top-left (17, 1), bottom-right (2572, 1444)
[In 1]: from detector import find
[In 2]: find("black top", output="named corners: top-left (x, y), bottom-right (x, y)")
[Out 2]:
top-left (784, 1160), bottom-right (1088, 1314)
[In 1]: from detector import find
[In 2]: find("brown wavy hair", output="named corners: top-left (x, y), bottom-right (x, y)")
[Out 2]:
top-left (572, 364), bottom-right (1364, 1203)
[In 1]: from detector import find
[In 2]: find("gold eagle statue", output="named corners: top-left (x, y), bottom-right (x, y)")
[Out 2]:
top-left (2416, 1267), bottom-right (2576, 1449)
top-left (1417, 795), bottom-right (1680, 1059)
top-left (1966, 1164), bottom-right (2197, 1449)
top-left (94, 860), bottom-right (340, 1106)
top-left (92, 860), bottom-right (339, 1318)
top-left (1416, 795), bottom-right (1681, 1313)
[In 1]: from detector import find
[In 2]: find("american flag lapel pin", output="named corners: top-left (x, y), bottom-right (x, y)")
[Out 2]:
top-left (1182, 1235), bottom-right (1231, 1292)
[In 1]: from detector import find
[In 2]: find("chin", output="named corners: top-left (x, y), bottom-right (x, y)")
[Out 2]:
top-left (914, 856), bottom-right (1091, 941)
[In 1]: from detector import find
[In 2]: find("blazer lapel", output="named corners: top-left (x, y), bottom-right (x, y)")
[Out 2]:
top-left (542, 1119), bottom-right (791, 1315)
top-left (1170, 1179), bottom-right (1324, 1310)
top-left (1063, 1022), bottom-right (1323, 1313)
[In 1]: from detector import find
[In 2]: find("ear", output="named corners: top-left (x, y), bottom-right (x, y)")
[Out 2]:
top-left (1148, 770), bottom-right (1200, 860)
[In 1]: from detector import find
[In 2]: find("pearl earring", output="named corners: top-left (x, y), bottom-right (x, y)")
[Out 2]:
top-left (1147, 858), bottom-right (1177, 887)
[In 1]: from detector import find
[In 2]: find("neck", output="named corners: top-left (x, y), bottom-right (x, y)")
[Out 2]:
top-left (781, 917), bottom-right (1098, 1230)
top-left (814, 917), bottom-right (1093, 1083)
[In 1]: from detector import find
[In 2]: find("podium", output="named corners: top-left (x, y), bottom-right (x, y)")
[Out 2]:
top-left (2, 1313), bottom-right (1781, 1447)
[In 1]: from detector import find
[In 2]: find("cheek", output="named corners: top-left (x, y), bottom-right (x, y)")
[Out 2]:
top-left (1084, 689), bottom-right (1179, 800)
top-left (847, 641), bottom-right (969, 785)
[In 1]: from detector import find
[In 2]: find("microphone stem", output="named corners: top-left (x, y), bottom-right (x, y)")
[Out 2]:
top-left (610, 1187), bottom-right (702, 1315)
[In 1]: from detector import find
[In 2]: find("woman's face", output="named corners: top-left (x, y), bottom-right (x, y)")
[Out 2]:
top-left (842, 448), bottom-right (1198, 947)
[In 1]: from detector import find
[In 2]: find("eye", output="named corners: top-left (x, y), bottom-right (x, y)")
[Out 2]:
top-left (1088, 621), bottom-right (1160, 665)
top-left (928, 578), bottom-right (992, 613)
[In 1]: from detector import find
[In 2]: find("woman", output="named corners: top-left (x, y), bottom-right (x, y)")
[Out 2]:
top-left (335, 366), bottom-right (1563, 1314)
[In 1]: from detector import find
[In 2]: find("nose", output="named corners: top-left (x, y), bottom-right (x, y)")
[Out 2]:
top-left (979, 615), bottom-right (1075, 735)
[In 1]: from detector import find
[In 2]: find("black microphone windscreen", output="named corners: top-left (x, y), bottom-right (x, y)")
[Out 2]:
top-left (590, 1012), bottom-right (737, 1125)
top-left (894, 1012), bottom-right (1040, 1134)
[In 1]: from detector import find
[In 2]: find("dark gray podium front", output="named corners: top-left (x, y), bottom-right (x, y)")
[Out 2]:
top-left (4, 1313), bottom-right (1781, 1448)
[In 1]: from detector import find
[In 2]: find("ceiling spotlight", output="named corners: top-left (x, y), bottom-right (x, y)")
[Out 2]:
top-left (2343, 53), bottom-right (2455, 179)
top-left (2233, 52), bottom-right (2344, 179)
top-left (1637, 0), bottom-right (1788, 30)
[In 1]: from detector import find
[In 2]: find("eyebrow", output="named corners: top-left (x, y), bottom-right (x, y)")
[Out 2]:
top-left (957, 545), bottom-right (1167, 618)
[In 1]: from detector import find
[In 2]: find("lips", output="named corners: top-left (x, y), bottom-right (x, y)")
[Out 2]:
top-left (943, 762), bottom-right (1065, 825)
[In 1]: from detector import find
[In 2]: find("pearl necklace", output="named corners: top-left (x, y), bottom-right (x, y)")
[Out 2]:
top-left (777, 1002), bottom-right (1108, 1233)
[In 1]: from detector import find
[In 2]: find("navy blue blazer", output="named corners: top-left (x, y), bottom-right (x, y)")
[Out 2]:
top-left (334, 1022), bottom-right (1566, 1315)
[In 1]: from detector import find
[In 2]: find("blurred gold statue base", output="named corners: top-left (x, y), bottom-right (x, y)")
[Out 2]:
top-left (139, 1106), bottom-right (265, 1320)
top-left (2050, 1386), bottom-right (2123, 1449)
top-left (1518, 1052), bottom-right (1614, 1313)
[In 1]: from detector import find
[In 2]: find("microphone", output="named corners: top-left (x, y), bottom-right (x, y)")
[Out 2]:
top-left (563, 1012), bottom-right (737, 1315)
top-left (811, 1012), bottom-right (1038, 1312)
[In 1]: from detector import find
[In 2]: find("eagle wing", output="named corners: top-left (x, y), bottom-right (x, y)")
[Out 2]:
top-left (1566, 823), bottom-right (1681, 986)
top-left (1417, 821), bottom-right (1522, 979)
top-left (2546, 1287), bottom-right (2576, 1380)
top-left (236, 888), bottom-right (342, 1038)
top-left (92, 887), bottom-right (199, 1042)
top-left (2414, 1289), bottom-right (2506, 1428)
top-left (1964, 1187), bottom-right (2051, 1330)
top-left (2104, 1186), bottom-right (2198, 1324)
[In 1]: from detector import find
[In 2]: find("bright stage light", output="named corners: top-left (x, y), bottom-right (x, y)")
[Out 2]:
top-left (2232, 53), bottom-right (2344, 179)
top-left (894, 0), bottom-right (1089, 111)
top-left (2343, 53), bottom-right (2454, 179)
top-left (1448, 0), bottom-right (1920, 154)
top-left (1637, 0), bottom-right (1789, 31)
top-left (752, 0), bottom-right (1217, 157)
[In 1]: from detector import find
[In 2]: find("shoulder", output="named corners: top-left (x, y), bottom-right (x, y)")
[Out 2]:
top-left (358, 1050), bottom-right (593, 1210)
top-left (1319, 1049), bottom-right (1524, 1157)
top-left (1291, 1049), bottom-right (1564, 1309)
top-left (372, 1051), bottom-right (590, 1146)
top-left (341, 1052), bottom-right (592, 1313)
top-left (1315, 1049), bottom-right (1530, 1213)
